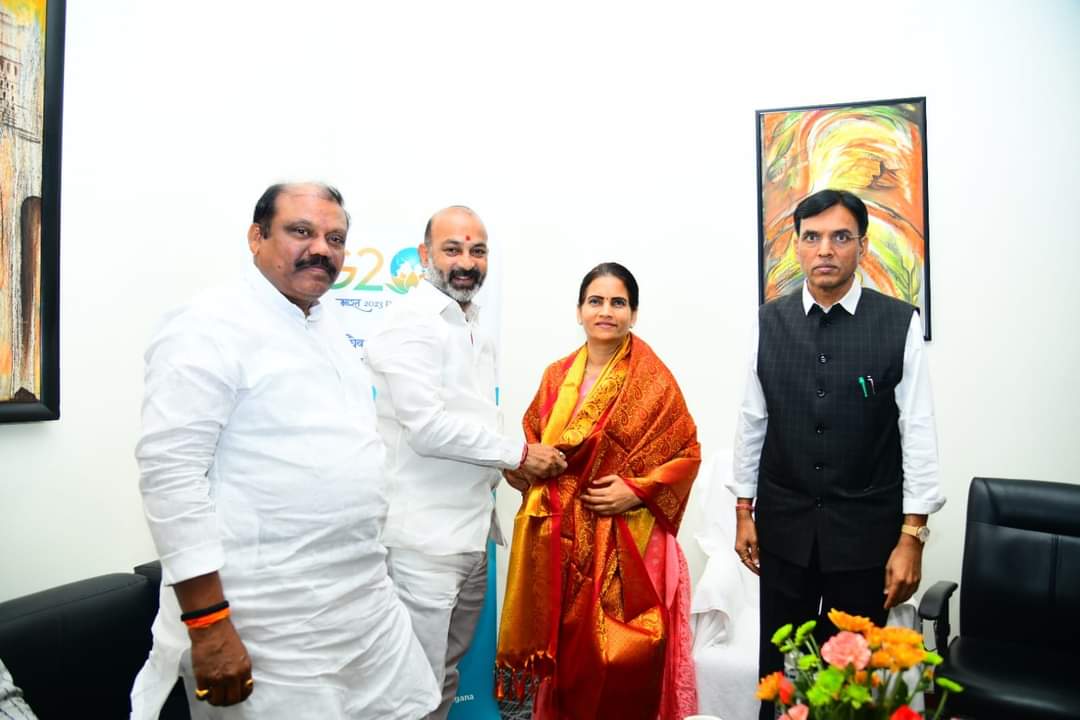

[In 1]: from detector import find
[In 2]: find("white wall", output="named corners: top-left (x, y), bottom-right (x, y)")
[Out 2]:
top-left (2, 0), bottom-right (1078, 620)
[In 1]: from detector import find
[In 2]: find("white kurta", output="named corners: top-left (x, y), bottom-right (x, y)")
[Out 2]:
top-left (363, 279), bottom-right (522, 556)
top-left (130, 266), bottom-right (439, 719)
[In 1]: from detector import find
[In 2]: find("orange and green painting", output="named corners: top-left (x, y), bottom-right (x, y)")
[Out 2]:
top-left (757, 98), bottom-right (929, 336)
top-left (1, 0), bottom-right (47, 404)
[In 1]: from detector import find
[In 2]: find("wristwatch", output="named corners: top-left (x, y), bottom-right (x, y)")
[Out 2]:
top-left (901, 524), bottom-right (930, 543)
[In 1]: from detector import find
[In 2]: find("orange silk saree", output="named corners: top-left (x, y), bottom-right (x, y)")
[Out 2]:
top-left (497, 335), bottom-right (700, 720)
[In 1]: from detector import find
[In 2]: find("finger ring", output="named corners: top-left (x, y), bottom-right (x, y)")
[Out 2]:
top-left (195, 688), bottom-right (210, 700)
top-left (245, 678), bottom-right (255, 688)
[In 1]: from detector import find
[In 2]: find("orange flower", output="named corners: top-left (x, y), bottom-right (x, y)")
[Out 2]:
top-left (887, 644), bottom-right (925, 670)
top-left (757, 672), bottom-right (783, 701)
top-left (756, 672), bottom-right (795, 703)
top-left (865, 627), bottom-right (883, 649)
top-left (827, 609), bottom-right (876, 634)
top-left (854, 670), bottom-right (868, 684)
top-left (870, 650), bottom-right (893, 669)
top-left (880, 626), bottom-right (924, 647)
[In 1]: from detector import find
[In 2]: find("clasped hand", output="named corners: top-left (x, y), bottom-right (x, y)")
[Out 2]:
top-left (503, 443), bottom-right (566, 491)
top-left (504, 459), bottom-right (641, 516)
top-left (581, 474), bottom-right (641, 515)
top-left (522, 443), bottom-right (567, 478)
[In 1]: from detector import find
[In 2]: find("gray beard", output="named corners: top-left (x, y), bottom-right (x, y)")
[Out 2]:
top-left (425, 263), bottom-right (484, 304)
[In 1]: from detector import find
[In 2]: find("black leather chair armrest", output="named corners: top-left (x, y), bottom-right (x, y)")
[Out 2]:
top-left (918, 580), bottom-right (958, 653)
top-left (133, 560), bottom-right (163, 586)
top-left (0, 573), bottom-right (157, 718)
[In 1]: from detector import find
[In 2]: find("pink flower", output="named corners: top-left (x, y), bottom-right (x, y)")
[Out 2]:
top-left (820, 630), bottom-right (871, 670)
top-left (890, 706), bottom-right (922, 720)
top-left (781, 704), bottom-right (809, 720)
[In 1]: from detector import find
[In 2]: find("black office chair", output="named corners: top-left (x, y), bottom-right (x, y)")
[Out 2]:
top-left (919, 477), bottom-right (1079, 720)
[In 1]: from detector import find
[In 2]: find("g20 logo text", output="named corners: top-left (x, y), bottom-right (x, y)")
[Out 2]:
top-left (332, 247), bottom-right (423, 295)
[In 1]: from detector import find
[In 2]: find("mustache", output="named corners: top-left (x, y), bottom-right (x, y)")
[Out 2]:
top-left (449, 268), bottom-right (482, 282)
top-left (294, 255), bottom-right (338, 275)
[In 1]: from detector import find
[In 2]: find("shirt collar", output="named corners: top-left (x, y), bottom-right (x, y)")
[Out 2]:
top-left (244, 262), bottom-right (323, 323)
top-left (415, 278), bottom-right (481, 322)
top-left (802, 275), bottom-right (861, 316)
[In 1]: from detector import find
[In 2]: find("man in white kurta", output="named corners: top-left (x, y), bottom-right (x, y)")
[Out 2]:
top-left (130, 184), bottom-right (438, 719)
top-left (363, 206), bottom-right (566, 719)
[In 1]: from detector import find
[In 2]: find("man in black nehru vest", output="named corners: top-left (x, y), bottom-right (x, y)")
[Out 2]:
top-left (728, 189), bottom-right (945, 719)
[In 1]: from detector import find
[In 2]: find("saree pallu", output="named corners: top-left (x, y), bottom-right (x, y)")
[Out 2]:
top-left (497, 335), bottom-right (700, 720)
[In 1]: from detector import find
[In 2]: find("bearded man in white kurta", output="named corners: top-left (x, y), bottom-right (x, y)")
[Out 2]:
top-left (130, 183), bottom-right (438, 719)
top-left (363, 206), bottom-right (566, 719)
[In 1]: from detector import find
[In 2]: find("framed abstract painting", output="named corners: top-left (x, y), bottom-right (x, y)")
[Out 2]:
top-left (756, 97), bottom-right (931, 339)
top-left (0, 0), bottom-right (64, 423)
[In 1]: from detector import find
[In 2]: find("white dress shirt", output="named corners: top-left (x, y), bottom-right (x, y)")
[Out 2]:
top-left (364, 279), bottom-right (523, 556)
top-left (729, 279), bottom-right (945, 515)
top-left (131, 265), bottom-right (438, 719)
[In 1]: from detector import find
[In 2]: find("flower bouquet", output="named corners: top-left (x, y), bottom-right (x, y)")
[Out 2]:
top-left (756, 609), bottom-right (963, 720)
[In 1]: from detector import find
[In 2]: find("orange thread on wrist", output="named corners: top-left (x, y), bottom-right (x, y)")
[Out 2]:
top-left (184, 607), bottom-right (231, 630)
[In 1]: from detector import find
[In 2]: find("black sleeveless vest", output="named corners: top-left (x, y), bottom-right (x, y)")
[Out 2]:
top-left (755, 287), bottom-right (915, 572)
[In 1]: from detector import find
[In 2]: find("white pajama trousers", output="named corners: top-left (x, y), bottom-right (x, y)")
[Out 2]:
top-left (387, 547), bottom-right (488, 720)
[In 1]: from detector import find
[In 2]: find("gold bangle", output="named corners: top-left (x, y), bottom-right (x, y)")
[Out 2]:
top-left (245, 678), bottom-right (254, 688)
top-left (195, 688), bottom-right (210, 700)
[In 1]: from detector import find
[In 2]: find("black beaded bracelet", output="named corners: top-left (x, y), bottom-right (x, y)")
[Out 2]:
top-left (180, 600), bottom-right (230, 622)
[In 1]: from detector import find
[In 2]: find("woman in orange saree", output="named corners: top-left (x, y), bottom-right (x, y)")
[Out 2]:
top-left (497, 263), bottom-right (700, 720)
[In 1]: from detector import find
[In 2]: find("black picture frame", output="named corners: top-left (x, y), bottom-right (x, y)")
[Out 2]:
top-left (0, 0), bottom-right (65, 423)
top-left (755, 97), bottom-right (931, 340)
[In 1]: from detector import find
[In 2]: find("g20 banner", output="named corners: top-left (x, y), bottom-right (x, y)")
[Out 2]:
top-left (329, 243), bottom-right (425, 349)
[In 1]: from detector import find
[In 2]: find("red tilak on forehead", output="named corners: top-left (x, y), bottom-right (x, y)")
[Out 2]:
top-left (465, 235), bottom-right (470, 242)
